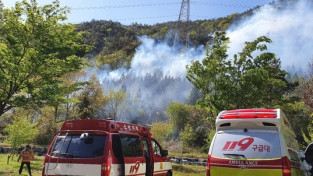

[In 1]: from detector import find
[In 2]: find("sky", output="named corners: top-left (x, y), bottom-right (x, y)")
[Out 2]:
top-left (1, 0), bottom-right (273, 25)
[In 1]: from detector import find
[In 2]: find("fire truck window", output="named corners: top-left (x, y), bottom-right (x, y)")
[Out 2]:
top-left (50, 134), bottom-right (106, 158)
top-left (120, 134), bottom-right (143, 157)
top-left (112, 134), bottom-right (123, 159)
top-left (152, 140), bottom-right (161, 156)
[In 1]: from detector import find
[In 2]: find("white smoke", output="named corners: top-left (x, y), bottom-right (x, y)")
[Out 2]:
top-left (96, 36), bottom-right (205, 123)
top-left (227, 0), bottom-right (313, 74)
top-left (98, 36), bottom-right (205, 81)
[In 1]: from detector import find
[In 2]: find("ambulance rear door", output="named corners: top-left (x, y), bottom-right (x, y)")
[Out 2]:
top-left (209, 128), bottom-right (283, 176)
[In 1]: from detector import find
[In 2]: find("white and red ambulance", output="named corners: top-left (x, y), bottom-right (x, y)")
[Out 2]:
top-left (42, 119), bottom-right (172, 176)
top-left (207, 109), bottom-right (306, 176)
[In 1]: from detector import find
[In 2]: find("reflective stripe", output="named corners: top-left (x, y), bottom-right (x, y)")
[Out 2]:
top-left (153, 162), bottom-right (172, 175)
top-left (20, 152), bottom-right (34, 162)
top-left (211, 166), bottom-right (282, 176)
top-left (44, 163), bottom-right (101, 176)
top-left (21, 154), bottom-right (32, 157)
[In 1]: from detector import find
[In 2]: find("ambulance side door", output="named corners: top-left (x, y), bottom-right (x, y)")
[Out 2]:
top-left (151, 139), bottom-right (170, 176)
top-left (120, 134), bottom-right (146, 176)
top-left (142, 136), bottom-right (154, 176)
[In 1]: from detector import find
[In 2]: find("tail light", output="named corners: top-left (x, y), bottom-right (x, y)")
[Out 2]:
top-left (282, 156), bottom-right (291, 176)
top-left (206, 154), bottom-right (211, 176)
top-left (102, 156), bottom-right (111, 176)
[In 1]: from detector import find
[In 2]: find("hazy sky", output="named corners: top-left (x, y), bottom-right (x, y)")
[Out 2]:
top-left (1, 0), bottom-right (273, 25)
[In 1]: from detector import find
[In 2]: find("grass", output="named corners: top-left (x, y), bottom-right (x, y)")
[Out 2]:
top-left (0, 154), bottom-right (44, 176)
top-left (0, 154), bottom-right (206, 176)
top-left (172, 163), bottom-right (206, 176)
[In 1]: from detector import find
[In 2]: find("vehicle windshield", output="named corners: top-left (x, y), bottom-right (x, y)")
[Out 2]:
top-left (50, 133), bottom-right (106, 158)
top-left (211, 129), bottom-right (281, 159)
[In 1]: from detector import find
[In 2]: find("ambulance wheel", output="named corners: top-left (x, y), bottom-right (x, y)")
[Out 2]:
top-left (166, 171), bottom-right (172, 176)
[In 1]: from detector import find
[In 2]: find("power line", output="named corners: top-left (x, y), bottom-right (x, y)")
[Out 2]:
top-left (112, 15), bottom-right (179, 21)
top-left (71, 2), bottom-right (181, 10)
top-left (71, 1), bottom-right (256, 10)
top-left (67, 15), bottom-right (179, 23)
top-left (193, 2), bottom-right (254, 9)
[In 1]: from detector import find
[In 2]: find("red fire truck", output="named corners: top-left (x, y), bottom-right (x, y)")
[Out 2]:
top-left (42, 119), bottom-right (172, 176)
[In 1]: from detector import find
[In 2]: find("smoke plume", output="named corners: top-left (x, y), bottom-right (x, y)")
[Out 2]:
top-left (97, 36), bottom-right (205, 123)
top-left (227, 0), bottom-right (313, 75)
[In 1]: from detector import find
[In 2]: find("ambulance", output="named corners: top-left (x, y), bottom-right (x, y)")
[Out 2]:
top-left (42, 119), bottom-right (172, 176)
top-left (207, 109), bottom-right (306, 176)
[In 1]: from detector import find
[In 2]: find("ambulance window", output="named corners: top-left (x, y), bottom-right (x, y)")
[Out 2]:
top-left (142, 138), bottom-right (150, 158)
top-left (50, 134), bottom-right (106, 158)
top-left (120, 134), bottom-right (143, 157)
top-left (152, 140), bottom-right (161, 156)
top-left (112, 134), bottom-right (123, 159)
top-left (142, 139), bottom-right (149, 152)
top-left (211, 130), bottom-right (281, 159)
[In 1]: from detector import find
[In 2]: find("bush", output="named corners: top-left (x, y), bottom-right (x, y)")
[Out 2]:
top-left (150, 121), bottom-right (171, 147)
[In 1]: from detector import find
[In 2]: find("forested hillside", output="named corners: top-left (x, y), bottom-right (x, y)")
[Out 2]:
top-left (76, 12), bottom-right (243, 68)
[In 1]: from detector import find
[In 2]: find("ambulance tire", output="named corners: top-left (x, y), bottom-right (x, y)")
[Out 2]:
top-left (166, 171), bottom-right (172, 176)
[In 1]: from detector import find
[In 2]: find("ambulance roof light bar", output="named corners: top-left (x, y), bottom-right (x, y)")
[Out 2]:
top-left (219, 109), bottom-right (277, 119)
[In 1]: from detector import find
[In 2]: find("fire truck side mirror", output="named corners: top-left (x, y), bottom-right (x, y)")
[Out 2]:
top-left (161, 149), bottom-right (168, 157)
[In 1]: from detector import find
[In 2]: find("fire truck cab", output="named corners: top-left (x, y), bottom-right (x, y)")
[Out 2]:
top-left (207, 109), bottom-right (306, 176)
top-left (42, 119), bottom-right (172, 176)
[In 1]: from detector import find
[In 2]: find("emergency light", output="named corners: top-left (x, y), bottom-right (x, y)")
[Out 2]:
top-left (219, 109), bottom-right (277, 119)
top-left (64, 122), bottom-right (73, 128)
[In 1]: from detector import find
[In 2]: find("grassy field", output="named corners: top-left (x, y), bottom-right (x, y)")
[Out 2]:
top-left (0, 154), bottom-right (44, 176)
top-left (172, 163), bottom-right (206, 176)
top-left (0, 154), bottom-right (206, 176)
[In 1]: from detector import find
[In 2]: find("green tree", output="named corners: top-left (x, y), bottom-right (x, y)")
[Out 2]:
top-left (186, 31), bottom-right (289, 114)
top-left (34, 106), bottom-right (60, 145)
top-left (167, 102), bottom-right (191, 136)
top-left (4, 110), bottom-right (39, 163)
top-left (106, 89), bottom-right (127, 120)
top-left (150, 121), bottom-right (171, 147)
top-left (0, 0), bottom-right (89, 117)
top-left (78, 75), bottom-right (106, 119)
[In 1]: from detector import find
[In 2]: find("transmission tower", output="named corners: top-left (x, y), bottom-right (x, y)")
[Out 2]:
top-left (174, 0), bottom-right (190, 48)
top-left (178, 0), bottom-right (190, 22)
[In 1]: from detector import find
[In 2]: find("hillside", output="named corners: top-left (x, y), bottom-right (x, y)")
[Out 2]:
top-left (76, 12), bottom-right (246, 69)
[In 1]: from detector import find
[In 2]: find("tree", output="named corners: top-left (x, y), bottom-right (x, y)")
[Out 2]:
top-left (186, 31), bottom-right (289, 115)
top-left (78, 75), bottom-right (106, 119)
top-left (0, 0), bottom-right (89, 117)
top-left (106, 89), bottom-right (127, 120)
top-left (150, 121), bottom-right (171, 147)
top-left (167, 102), bottom-right (191, 136)
top-left (4, 109), bottom-right (39, 164)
